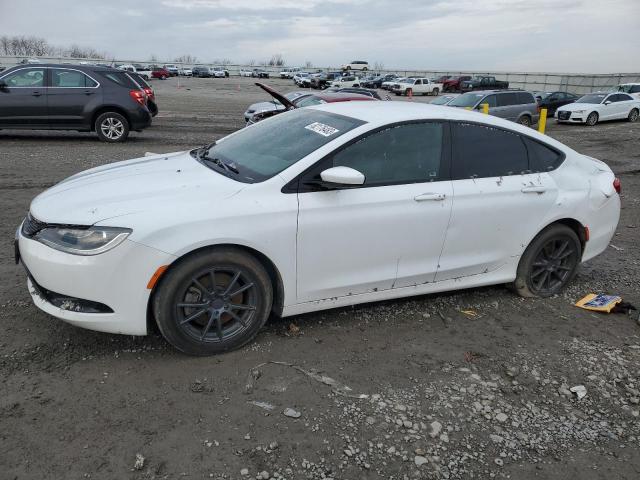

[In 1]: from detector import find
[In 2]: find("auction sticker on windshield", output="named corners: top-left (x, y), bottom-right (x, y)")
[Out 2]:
top-left (305, 122), bottom-right (340, 137)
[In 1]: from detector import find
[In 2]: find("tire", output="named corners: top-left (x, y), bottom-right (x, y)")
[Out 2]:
top-left (161, 75), bottom-right (167, 80)
top-left (432, 88), bottom-right (439, 96)
top-left (153, 248), bottom-right (273, 356)
top-left (405, 88), bottom-right (413, 97)
top-left (362, 67), bottom-right (368, 71)
top-left (628, 108), bottom-right (639, 122)
top-left (586, 112), bottom-right (598, 126)
top-left (517, 115), bottom-right (532, 127)
top-left (512, 224), bottom-right (581, 298)
top-left (353, 84), bottom-right (360, 88)
top-left (95, 112), bottom-right (130, 143)
top-left (143, 75), bottom-right (149, 80)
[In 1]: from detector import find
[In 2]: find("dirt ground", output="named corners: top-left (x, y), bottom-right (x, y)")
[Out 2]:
top-left (1, 77), bottom-right (640, 480)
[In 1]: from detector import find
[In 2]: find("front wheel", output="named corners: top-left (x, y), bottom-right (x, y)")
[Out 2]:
top-left (160, 75), bottom-right (167, 80)
top-left (432, 88), bottom-right (439, 96)
top-left (153, 248), bottom-right (273, 355)
top-left (517, 115), bottom-right (532, 127)
top-left (586, 112), bottom-right (598, 126)
top-left (628, 108), bottom-right (639, 122)
top-left (95, 112), bottom-right (130, 143)
top-left (512, 224), bottom-right (581, 298)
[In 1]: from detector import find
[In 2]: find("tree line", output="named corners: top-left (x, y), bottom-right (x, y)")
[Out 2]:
top-left (0, 35), bottom-right (106, 59)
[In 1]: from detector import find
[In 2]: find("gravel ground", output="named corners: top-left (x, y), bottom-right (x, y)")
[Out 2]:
top-left (1, 77), bottom-right (639, 480)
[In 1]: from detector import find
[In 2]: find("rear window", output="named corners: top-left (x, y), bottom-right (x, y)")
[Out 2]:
top-left (524, 138), bottom-right (563, 173)
top-left (516, 92), bottom-right (535, 104)
top-left (497, 92), bottom-right (519, 107)
top-left (99, 71), bottom-right (137, 88)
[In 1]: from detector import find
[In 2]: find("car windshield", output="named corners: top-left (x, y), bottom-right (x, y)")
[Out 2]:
top-left (194, 109), bottom-right (365, 183)
top-left (449, 93), bottom-right (485, 108)
top-left (576, 94), bottom-right (607, 104)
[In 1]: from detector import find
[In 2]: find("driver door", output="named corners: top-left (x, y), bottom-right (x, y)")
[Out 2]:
top-left (295, 121), bottom-right (453, 302)
top-left (0, 67), bottom-right (48, 127)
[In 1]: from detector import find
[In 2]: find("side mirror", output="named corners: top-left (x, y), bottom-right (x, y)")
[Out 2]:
top-left (0, 79), bottom-right (6, 90)
top-left (604, 100), bottom-right (612, 105)
top-left (320, 166), bottom-right (365, 186)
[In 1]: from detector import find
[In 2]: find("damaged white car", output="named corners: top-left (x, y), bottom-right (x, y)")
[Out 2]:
top-left (17, 102), bottom-right (620, 355)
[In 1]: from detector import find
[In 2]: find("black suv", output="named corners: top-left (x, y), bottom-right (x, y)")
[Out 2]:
top-left (0, 64), bottom-right (152, 142)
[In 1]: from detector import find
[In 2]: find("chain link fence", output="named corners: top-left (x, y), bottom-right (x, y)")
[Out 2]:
top-left (2, 56), bottom-right (638, 94)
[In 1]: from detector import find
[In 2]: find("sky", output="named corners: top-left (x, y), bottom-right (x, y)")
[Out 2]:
top-left (1, 0), bottom-right (639, 73)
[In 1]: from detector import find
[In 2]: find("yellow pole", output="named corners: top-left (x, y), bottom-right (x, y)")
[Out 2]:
top-left (538, 108), bottom-right (548, 134)
top-left (465, 107), bottom-right (472, 110)
top-left (481, 103), bottom-right (489, 114)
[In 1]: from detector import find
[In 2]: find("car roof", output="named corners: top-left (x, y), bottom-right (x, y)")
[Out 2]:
top-left (3, 63), bottom-right (120, 72)
top-left (462, 89), bottom-right (528, 95)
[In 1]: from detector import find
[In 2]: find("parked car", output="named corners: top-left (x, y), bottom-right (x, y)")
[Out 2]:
top-left (616, 83), bottom-right (640, 99)
top-left (556, 92), bottom-right (640, 126)
top-left (163, 64), bottom-right (179, 76)
top-left (310, 72), bottom-right (342, 89)
top-left (330, 75), bottom-right (361, 88)
top-left (449, 90), bottom-right (539, 127)
top-left (279, 68), bottom-right (300, 79)
top-left (429, 94), bottom-right (460, 105)
top-left (247, 82), bottom-right (375, 123)
top-left (118, 64), bottom-right (152, 80)
top-left (192, 66), bottom-right (213, 78)
top-left (324, 87), bottom-right (386, 100)
top-left (536, 91), bottom-right (579, 115)
top-left (460, 76), bottom-right (508, 92)
top-left (239, 69), bottom-right (253, 77)
top-left (442, 76), bottom-right (471, 92)
top-left (342, 60), bottom-right (369, 71)
top-left (16, 101), bottom-right (620, 355)
top-left (251, 69), bottom-right (270, 79)
top-left (213, 67), bottom-right (229, 78)
top-left (392, 78), bottom-right (443, 96)
top-left (363, 74), bottom-right (397, 89)
top-left (178, 67), bottom-right (193, 76)
top-left (432, 75), bottom-right (451, 84)
top-left (129, 72), bottom-right (158, 117)
top-left (0, 64), bottom-right (152, 142)
top-left (152, 67), bottom-right (171, 80)
top-left (243, 90), bottom-right (311, 122)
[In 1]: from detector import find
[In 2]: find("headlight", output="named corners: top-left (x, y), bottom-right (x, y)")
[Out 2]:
top-left (573, 110), bottom-right (585, 114)
top-left (34, 226), bottom-right (132, 255)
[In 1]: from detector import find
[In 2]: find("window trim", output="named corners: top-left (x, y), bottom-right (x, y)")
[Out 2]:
top-left (48, 67), bottom-right (100, 89)
top-left (449, 120), bottom-right (566, 180)
top-left (282, 119), bottom-right (452, 193)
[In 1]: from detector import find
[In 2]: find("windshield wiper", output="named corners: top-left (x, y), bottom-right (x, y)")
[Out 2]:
top-left (194, 144), bottom-right (239, 175)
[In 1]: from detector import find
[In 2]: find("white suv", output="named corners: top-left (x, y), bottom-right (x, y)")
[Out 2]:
top-left (331, 75), bottom-right (361, 88)
top-left (617, 83), bottom-right (640, 99)
top-left (280, 68), bottom-right (300, 79)
top-left (342, 60), bottom-right (369, 71)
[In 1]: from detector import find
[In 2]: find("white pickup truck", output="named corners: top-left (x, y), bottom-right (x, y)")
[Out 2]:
top-left (392, 77), bottom-right (442, 96)
top-left (118, 64), bottom-right (153, 80)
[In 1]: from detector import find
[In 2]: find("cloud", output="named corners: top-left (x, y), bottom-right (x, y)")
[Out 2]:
top-left (0, 0), bottom-right (638, 73)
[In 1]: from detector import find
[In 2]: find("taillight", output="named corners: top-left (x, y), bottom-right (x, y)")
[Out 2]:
top-left (613, 177), bottom-right (621, 194)
top-left (129, 89), bottom-right (146, 106)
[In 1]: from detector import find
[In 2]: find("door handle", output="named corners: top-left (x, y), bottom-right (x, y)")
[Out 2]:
top-left (83, 90), bottom-right (94, 95)
top-left (521, 186), bottom-right (547, 194)
top-left (32, 91), bottom-right (42, 97)
top-left (414, 193), bottom-right (446, 202)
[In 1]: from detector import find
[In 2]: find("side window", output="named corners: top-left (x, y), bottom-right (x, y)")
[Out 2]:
top-left (452, 123), bottom-right (528, 179)
top-left (524, 138), bottom-right (563, 172)
top-left (481, 95), bottom-right (497, 108)
top-left (631, 86), bottom-right (640, 94)
top-left (618, 94), bottom-right (632, 101)
top-left (497, 92), bottom-right (518, 107)
top-left (51, 69), bottom-right (94, 88)
top-left (516, 92), bottom-right (534, 104)
top-left (415, 79), bottom-right (422, 85)
top-left (2, 68), bottom-right (45, 87)
top-left (607, 94), bottom-right (622, 103)
top-left (331, 122), bottom-right (444, 185)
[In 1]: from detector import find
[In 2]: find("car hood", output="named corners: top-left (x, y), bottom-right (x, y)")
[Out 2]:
top-left (29, 151), bottom-right (245, 226)
top-left (557, 102), bottom-right (599, 112)
top-left (246, 100), bottom-right (284, 113)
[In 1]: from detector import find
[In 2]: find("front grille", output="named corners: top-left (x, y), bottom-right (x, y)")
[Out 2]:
top-left (558, 111), bottom-right (571, 120)
top-left (21, 213), bottom-right (46, 237)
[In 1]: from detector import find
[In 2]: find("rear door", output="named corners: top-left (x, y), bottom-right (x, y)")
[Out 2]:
top-left (435, 122), bottom-right (559, 281)
top-left (47, 68), bottom-right (101, 128)
top-left (495, 92), bottom-right (519, 120)
top-left (0, 67), bottom-right (48, 127)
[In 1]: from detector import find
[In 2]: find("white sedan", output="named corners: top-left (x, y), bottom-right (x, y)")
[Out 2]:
top-left (17, 102), bottom-right (620, 355)
top-left (556, 91), bottom-right (640, 125)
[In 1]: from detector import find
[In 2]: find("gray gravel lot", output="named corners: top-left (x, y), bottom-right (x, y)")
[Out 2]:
top-left (1, 77), bottom-right (639, 480)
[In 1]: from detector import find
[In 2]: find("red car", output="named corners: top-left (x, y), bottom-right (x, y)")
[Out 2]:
top-left (249, 82), bottom-right (376, 124)
top-left (151, 67), bottom-right (170, 80)
top-left (442, 75), bottom-right (472, 92)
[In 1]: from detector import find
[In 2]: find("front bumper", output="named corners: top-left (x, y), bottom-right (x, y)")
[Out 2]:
top-left (17, 230), bottom-right (176, 335)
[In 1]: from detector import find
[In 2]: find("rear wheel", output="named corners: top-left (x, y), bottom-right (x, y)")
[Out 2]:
top-left (432, 88), bottom-right (439, 96)
top-left (160, 74), bottom-right (167, 80)
top-left (513, 224), bottom-right (581, 298)
top-left (153, 248), bottom-right (273, 355)
top-left (628, 108), bottom-right (639, 122)
top-left (586, 112), bottom-right (599, 126)
top-left (517, 115), bottom-right (532, 127)
top-left (95, 112), bottom-right (129, 143)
